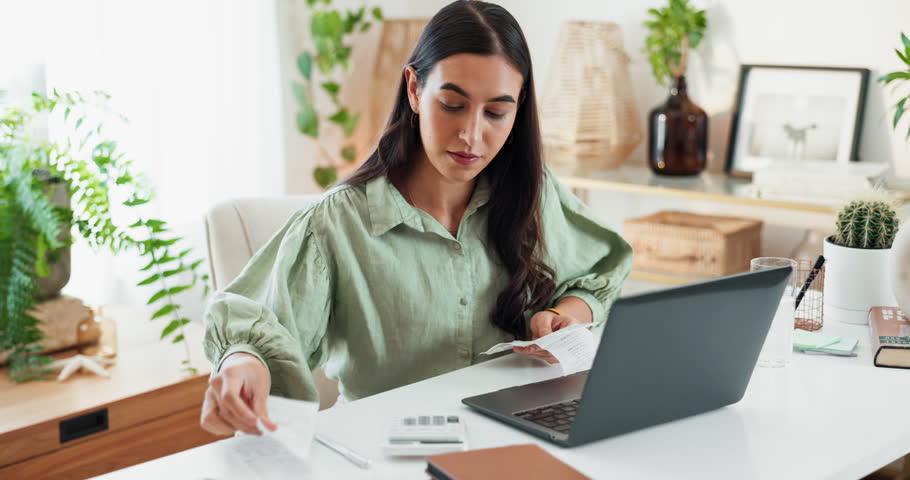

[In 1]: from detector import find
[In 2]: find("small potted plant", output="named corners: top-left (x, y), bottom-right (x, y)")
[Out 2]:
top-left (1, 90), bottom-right (209, 381)
top-left (879, 32), bottom-right (910, 315)
top-left (643, 0), bottom-right (708, 176)
top-left (823, 194), bottom-right (901, 324)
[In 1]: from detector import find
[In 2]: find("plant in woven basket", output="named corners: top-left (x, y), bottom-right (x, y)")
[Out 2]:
top-left (643, 0), bottom-right (707, 86)
top-left (0, 90), bottom-right (209, 382)
top-left (293, 0), bottom-right (384, 189)
top-left (832, 194), bottom-right (900, 249)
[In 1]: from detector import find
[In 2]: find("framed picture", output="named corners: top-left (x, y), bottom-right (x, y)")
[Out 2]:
top-left (725, 65), bottom-right (869, 176)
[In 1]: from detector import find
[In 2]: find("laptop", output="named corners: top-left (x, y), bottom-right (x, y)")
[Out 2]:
top-left (462, 266), bottom-right (792, 447)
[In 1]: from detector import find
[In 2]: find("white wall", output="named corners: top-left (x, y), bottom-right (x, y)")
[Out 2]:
top-left (289, 0), bottom-right (909, 187)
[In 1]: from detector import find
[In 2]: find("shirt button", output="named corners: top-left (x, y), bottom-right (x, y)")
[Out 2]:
top-left (460, 297), bottom-right (468, 306)
top-left (453, 242), bottom-right (462, 251)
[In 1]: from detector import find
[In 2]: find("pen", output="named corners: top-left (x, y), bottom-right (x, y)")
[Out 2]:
top-left (315, 433), bottom-right (372, 469)
top-left (794, 255), bottom-right (825, 310)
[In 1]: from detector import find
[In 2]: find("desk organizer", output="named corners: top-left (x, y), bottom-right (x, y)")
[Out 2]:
top-left (794, 259), bottom-right (825, 331)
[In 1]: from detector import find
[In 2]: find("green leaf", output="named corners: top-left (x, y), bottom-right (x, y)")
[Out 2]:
top-left (190, 259), bottom-right (204, 270)
top-left (147, 288), bottom-right (168, 305)
top-left (360, 22), bottom-right (372, 33)
top-left (341, 145), bottom-right (356, 163)
top-left (902, 32), bottom-right (910, 50)
top-left (160, 318), bottom-right (190, 340)
top-left (292, 81), bottom-right (306, 106)
top-left (297, 52), bottom-right (313, 80)
top-left (328, 108), bottom-right (349, 125)
top-left (371, 7), bottom-right (383, 21)
top-left (137, 273), bottom-right (160, 286)
top-left (150, 303), bottom-right (177, 320)
top-left (321, 82), bottom-right (340, 97)
top-left (344, 112), bottom-right (359, 137)
top-left (75, 117), bottom-right (83, 130)
top-left (895, 98), bottom-right (907, 130)
top-left (34, 237), bottom-right (50, 278)
top-left (313, 166), bottom-right (338, 189)
top-left (172, 334), bottom-right (185, 344)
top-left (878, 71), bottom-right (910, 84)
top-left (306, 0), bottom-right (317, 6)
top-left (123, 197), bottom-right (150, 207)
top-left (297, 105), bottom-right (319, 137)
top-left (168, 284), bottom-right (193, 296)
top-left (895, 48), bottom-right (909, 66)
top-left (145, 219), bottom-right (166, 230)
top-left (163, 265), bottom-right (187, 278)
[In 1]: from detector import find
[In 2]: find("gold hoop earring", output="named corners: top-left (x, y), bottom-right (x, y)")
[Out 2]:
top-left (410, 112), bottom-right (418, 128)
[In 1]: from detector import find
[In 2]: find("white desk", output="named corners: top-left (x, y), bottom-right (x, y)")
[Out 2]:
top-left (95, 321), bottom-right (910, 480)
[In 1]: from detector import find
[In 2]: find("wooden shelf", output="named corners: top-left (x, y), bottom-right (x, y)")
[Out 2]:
top-left (553, 165), bottom-right (910, 214)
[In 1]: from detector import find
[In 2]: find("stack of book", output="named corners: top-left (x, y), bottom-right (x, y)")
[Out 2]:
top-left (868, 307), bottom-right (910, 369)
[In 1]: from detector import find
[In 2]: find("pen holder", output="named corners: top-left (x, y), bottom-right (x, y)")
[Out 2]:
top-left (794, 258), bottom-right (825, 331)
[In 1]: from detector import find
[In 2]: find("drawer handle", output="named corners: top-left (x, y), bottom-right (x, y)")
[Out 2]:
top-left (60, 408), bottom-right (109, 444)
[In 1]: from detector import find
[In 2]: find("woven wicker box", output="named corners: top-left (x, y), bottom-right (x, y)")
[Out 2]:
top-left (623, 211), bottom-right (762, 277)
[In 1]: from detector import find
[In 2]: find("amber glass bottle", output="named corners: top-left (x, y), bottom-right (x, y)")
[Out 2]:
top-left (647, 75), bottom-right (708, 176)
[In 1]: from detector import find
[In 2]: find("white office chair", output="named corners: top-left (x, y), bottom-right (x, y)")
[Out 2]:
top-left (203, 195), bottom-right (340, 410)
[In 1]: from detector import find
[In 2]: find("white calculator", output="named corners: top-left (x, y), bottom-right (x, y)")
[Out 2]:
top-left (380, 414), bottom-right (468, 457)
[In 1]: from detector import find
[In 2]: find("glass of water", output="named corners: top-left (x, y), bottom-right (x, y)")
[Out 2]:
top-left (751, 257), bottom-right (798, 368)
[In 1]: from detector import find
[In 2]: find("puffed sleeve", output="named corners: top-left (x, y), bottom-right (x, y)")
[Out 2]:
top-left (203, 206), bottom-right (332, 402)
top-left (541, 168), bottom-right (633, 326)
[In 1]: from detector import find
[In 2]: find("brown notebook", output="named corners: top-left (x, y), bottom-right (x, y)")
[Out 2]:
top-left (426, 444), bottom-right (590, 480)
top-left (868, 306), bottom-right (910, 369)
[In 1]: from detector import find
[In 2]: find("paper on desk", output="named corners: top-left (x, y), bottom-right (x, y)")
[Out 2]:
top-left (481, 323), bottom-right (597, 376)
top-left (225, 395), bottom-right (319, 479)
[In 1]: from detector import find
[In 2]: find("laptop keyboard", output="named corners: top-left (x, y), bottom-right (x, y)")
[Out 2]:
top-left (514, 399), bottom-right (580, 434)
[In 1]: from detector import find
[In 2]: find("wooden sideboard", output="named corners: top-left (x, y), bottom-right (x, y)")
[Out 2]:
top-left (0, 305), bottom-right (224, 479)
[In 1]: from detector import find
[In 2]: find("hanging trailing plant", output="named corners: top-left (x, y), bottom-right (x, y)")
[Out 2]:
top-left (0, 89), bottom-right (209, 382)
top-left (293, 0), bottom-right (384, 189)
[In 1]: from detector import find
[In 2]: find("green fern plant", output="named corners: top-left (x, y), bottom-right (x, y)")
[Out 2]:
top-left (832, 194), bottom-right (900, 249)
top-left (0, 90), bottom-right (209, 382)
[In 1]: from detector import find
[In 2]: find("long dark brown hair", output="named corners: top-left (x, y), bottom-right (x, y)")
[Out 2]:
top-left (345, 0), bottom-right (555, 339)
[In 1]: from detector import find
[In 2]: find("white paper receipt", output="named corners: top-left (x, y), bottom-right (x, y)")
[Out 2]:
top-left (481, 323), bottom-right (597, 376)
top-left (226, 395), bottom-right (320, 479)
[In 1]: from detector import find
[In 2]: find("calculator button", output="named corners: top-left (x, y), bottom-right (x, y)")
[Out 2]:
top-left (418, 416), bottom-right (430, 425)
top-left (447, 416), bottom-right (459, 423)
top-left (433, 416), bottom-right (445, 425)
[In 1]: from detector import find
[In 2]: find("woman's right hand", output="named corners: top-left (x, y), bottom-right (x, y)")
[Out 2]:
top-left (200, 352), bottom-right (277, 436)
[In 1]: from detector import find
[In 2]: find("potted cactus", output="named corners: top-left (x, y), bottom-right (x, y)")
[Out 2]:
top-left (823, 193), bottom-right (901, 324)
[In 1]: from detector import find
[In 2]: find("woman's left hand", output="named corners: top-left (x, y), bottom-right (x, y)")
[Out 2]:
top-left (513, 310), bottom-right (591, 364)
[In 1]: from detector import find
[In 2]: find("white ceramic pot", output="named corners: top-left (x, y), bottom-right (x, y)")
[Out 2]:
top-left (891, 226), bottom-right (910, 315)
top-left (823, 237), bottom-right (897, 324)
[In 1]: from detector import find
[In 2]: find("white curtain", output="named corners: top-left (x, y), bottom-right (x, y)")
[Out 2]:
top-left (16, 0), bottom-right (288, 320)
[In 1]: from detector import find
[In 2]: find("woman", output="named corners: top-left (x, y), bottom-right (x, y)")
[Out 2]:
top-left (200, 0), bottom-right (632, 436)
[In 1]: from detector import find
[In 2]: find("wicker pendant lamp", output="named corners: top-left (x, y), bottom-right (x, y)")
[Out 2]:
top-left (540, 21), bottom-right (642, 170)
